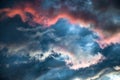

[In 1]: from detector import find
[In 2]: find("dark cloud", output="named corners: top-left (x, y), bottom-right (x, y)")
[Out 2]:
top-left (92, 0), bottom-right (111, 10)
top-left (0, 52), bottom-right (118, 80)
top-left (112, 0), bottom-right (120, 9)
top-left (0, 19), bottom-right (103, 80)
top-left (92, 0), bottom-right (120, 34)
top-left (0, 18), bottom-right (120, 80)
top-left (92, 0), bottom-right (120, 10)
top-left (0, 50), bottom-right (65, 80)
top-left (0, 16), bottom-right (32, 44)
top-left (0, 0), bottom-right (120, 34)
top-left (0, 0), bottom-right (97, 26)
top-left (0, 0), bottom-right (37, 9)
top-left (0, 0), bottom-right (120, 80)
top-left (0, 0), bottom-right (120, 45)
top-left (97, 15), bottom-right (120, 34)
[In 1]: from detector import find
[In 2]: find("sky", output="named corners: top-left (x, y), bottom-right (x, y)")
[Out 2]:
top-left (0, 0), bottom-right (120, 80)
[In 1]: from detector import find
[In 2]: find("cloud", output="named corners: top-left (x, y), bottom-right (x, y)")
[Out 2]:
top-left (0, 0), bottom-right (120, 80)
top-left (0, 0), bottom-right (96, 27)
top-left (1, 0), bottom-right (120, 46)
top-left (0, 19), bottom-right (115, 80)
top-left (97, 71), bottom-right (120, 80)
top-left (0, 19), bottom-right (105, 80)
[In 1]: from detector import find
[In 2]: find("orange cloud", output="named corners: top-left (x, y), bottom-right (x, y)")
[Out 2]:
top-left (0, 2), bottom-right (120, 47)
top-left (0, 2), bottom-right (95, 27)
top-left (98, 33), bottom-right (120, 48)
top-left (94, 29), bottom-right (120, 48)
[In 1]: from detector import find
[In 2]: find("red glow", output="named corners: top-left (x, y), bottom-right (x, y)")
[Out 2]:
top-left (0, 3), bottom-right (120, 47)
top-left (0, 3), bottom-right (95, 27)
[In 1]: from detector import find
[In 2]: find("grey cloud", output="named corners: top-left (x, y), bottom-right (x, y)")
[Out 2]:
top-left (0, 15), bottom-right (120, 80)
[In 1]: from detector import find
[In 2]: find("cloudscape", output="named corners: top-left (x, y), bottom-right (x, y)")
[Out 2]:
top-left (0, 0), bottom-right (120, 80)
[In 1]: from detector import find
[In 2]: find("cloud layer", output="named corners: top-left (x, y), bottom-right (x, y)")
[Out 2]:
top-left (0, 0), bottom-right (120, 80)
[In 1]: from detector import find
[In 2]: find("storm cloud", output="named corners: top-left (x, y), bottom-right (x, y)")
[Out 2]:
top-left (0, 0), bottom-right (120, 80)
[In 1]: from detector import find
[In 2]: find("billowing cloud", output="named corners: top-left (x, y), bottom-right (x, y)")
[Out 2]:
top-left (0, 0), bottom-right (96, 27)
top-left (0, 0), bottom-right (120, 46)
top-left (0, 0), bottom-right (120, 80)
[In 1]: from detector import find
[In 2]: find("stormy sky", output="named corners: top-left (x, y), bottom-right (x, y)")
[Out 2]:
top-left (0, 0), bottom-right (120, 80)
